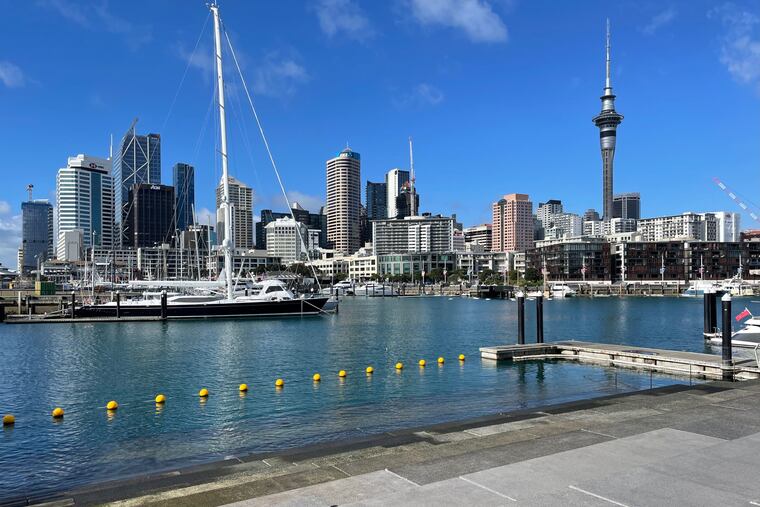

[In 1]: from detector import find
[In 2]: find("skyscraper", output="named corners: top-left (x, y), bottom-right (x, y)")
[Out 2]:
top-left (20, 198), bottom-right (53, 272)
top-left (256, 203), bottom-right (327, 249)
top-left (385, 168), bottom-right (409, 219)
top-left (124, 184), bottom-right (175, 248)
top-left (395, 184), bottom-right (420, 219)
top-left (612, 192), bottom-right (640, 220)
top-left (216, 176), bottom-right (254, 249)
top-left (366, 181), bottom-right (387, 220)
top-left (56, 154), bottom-right (115, 258)
top-left (173, 163), bottom-right (195, 231)
top-left (491, 193), bottom-right (533, 252)
top-left (592, 20), bottom-right (623, 221)
top-left (113, 121), bottom-right (161, 245)
top-left (326, 148), bottom-right (361, 255)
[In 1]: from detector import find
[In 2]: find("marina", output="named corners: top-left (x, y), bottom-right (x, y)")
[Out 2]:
top-left (0, 295), bottom-right (755, 502)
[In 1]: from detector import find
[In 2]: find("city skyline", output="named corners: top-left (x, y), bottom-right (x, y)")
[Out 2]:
top-left (1, 1), bottom-right (759, 267)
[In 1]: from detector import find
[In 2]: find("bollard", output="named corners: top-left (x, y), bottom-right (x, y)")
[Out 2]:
top-left (115, 291), bottom-right (121, 319)
top-left (536, 295), bottom-right (544, 344)
top-left (517, 292), bottom-right (525, 345)
top-left (160, 291), bottom-right (168, 320)
top-left (721, 292), bottom-right (733, 381)
top-left (0, 304), bottom-right (5, 322)
top-left (70, 292), bottom-right (76, 320)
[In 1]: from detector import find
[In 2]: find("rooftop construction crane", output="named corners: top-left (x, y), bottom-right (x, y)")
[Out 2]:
top-left (713, 177), bottom-right (760, 227)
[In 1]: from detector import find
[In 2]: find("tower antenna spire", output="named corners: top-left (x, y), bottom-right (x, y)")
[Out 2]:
top-left (408, 136), bottom-right (415, 217)
top-left (605, 18), bottom-right (611, 90)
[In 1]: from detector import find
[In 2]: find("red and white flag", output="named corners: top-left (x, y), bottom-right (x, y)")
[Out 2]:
top-left (736, 308), bottom-right (752, 322)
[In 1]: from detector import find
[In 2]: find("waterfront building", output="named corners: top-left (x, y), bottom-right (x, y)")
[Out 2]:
top-left (592, 21), bottom-right (623, 220)
top-left (463, 224), bottom-right (492, 252)
top-left (20, 199), bottom-right (54, 273)
top-left (265, 217), bottom-right (319, 265)
top-left (216, 176), bottom-right (254, 249)
top-left (208, 248), bottom-right (281, 280)
top-left (326, 148), bottom-right (361, 255)
top-left (56, 229), bottom-right (83, 262)
top-left (376, 252), bottom-right (456, 278)
top-left (348, 254), bottom-right (378, 281)
top-left (173, 163), bottom-right (195, 231)
top-left (613, 192), bottom-right (640, 220)
top-left (492, 193), bottom-right (533, 252)
top-left (257, 204), bottom-right (327, 250)
top-left (456, 251), bottom-right (512, 280)
top-left (56, 154), bottom-right (115, 257)
top-left (124, 184), bottom-right (175, 248)
top-left (385, 168), bottom-right (409, 219)
top-left (372, 215), bottom-right (455, 255)
top-left (306, 257), bottom-right (349, 279)
top-left (366, 181), bottom-right (387, 220)
top-left (113, 122), bottom-right (161, 245)
top-left (527, 237), bottom-right (611, 281)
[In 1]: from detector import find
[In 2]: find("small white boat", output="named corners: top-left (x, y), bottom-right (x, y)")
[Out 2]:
top-left (354, 282), bottom-right (397, 297)
top-left (550, 284), bottom-right (577, 298)
top-left (708, 312), bottom-right (760, 348)
top-left (682, 280), bottom-right (720, 297)
top-left (322, 280), bottom-right (354, 296)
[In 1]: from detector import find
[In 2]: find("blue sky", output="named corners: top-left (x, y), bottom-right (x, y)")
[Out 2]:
top-left (1, 0), bottom-right (759, 267)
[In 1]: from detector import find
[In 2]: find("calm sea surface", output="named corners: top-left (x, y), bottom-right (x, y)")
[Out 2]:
top-left (0, 295), bottom-right (750, 500)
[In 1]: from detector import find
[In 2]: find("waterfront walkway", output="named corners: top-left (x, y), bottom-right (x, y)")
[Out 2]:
top-left (60, 379), bottom-right (760, 506)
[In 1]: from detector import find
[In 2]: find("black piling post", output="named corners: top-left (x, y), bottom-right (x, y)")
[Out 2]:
top-left (536, 295), bottom-right (544, 343)
top-left (709, 291), bottom-right (718, 334)
top-left (115, 291), bottom-right (121, 319)
top-left (721, 292), bottom-right (733, 381)
top-left (160, 291), bottom-right (168, 320)
top-left (703, 290), bottom-right (711, 336)
top-left (517, 292), bottom-right (525, 345)
top-left (0, 304), bottom-right (5, 322)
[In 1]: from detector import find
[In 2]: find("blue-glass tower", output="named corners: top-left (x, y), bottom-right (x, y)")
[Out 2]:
top-left (173, 162), bottom-right (195, 231)
top-left (21, 200), bottom-right (53, 272)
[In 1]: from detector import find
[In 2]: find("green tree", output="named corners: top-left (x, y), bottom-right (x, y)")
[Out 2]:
top-left (524, 267), bottom-right (541, 283)
top-left (478, 268), bottom-right (495, 283)
top-left (428, 268), bottom-right (444, 282)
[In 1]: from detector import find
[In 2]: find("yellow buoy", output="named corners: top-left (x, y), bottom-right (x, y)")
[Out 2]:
top-left (419, 359), bottom-right (426, 367)
top-left (3, 414), bottom-right (15, 426)
top-left (437, 357), bottom-right (445, 364)
top-left (106, 400), bottom-right (118, 411)
top-left (395, 362), bottom-right (403, 370)
top-left (239, 383), bottom-right (248, 392)
top-left (275, 378), bottom-right (284, 387)
top-left (338, 370), bottom-right (347, 378)
top-left (155, 394), bottom-right (166, 404)
top-left (312, 373), bottom-right (321, 382)
top-left (52, 407), bottom-right (65, 418)
top-left (199, 388), bottom-right (209, 397)
top-left (366, 366), bottom-right (374, 374)
top-left (459, 354), bottom-right (466, 361)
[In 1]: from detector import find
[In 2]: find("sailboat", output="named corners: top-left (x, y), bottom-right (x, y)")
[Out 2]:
top-left (75, 3), bottom-right (335, 320)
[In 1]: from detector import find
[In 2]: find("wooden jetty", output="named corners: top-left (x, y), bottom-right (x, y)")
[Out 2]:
top-left (480, 341), bottom-right (760, 381)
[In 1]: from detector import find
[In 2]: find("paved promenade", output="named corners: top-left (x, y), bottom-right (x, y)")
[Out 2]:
top-left (57, 379), bottom-right (760, 506)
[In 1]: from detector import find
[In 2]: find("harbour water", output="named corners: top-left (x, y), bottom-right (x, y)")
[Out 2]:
top-left (0, 296), bottom-right (744, 500)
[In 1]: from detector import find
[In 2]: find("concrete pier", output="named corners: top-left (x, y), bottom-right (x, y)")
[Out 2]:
top-left (480, 341), bottom-right (760, 380)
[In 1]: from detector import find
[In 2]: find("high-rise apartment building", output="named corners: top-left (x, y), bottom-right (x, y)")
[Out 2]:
top-left (613, 192), bottom-right (640, 220)
top-left (372, 215), bottom-right (455, 255)
top-left (20, 199), bottom-right (54, 272)
top-left (366, 181), bottom-right (387, 220)
top-left (256, 203), bottom-right (327, 250)
top-left (56, 154), bottom-right (115, 258)
top-left (216, 176), bottom-right (254, 249)
top-left (173, 163), bottom-right (195, 231)
top-left (636, 212), bottom-right (740, 242)
top-left (326, 148), bottom-right (361, 255)
top-left (125, 184), bottom-right (175, 248)
top-left (265, 217), bottom-right (319, 265)
top-left (463, 224), bottom-right (492, 252)
top-left (113, 122), bottom-right (161, 245)
top-left (592, 21), bottom-right (623, 220)
top-left (385, 168), bottom-right (409, 219)
top-left (492, 193), bottom-right (533, 252)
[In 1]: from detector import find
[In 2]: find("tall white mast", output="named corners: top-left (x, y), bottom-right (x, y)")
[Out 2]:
top-left (211, 2), bottom-right (234, 300)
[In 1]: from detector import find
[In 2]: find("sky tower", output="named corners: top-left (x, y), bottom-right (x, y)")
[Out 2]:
top-left (593, 19), bottom-right (623, 221)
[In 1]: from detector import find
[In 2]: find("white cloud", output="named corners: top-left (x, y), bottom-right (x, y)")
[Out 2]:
top-left (40, 0), bottom-right (152, 50)
top-left (0, 61), bottom-right (26, 88)
top-left (642, 7), bottom-right (677, 35)
top-left (314, 0), bottom-right (374, 41)
top-left (253, 52), bottom-right (310, 98)
top-left (195, 207), bottom-right (216, 226)
top-left (393, 82), bottom-right (445, 108)
top-left (711, 3), bottom-right (760, 90)
top-left (0, 201), bottom-right (10, 215)
top-left (0, 213), bottom-right (21, 269)
top-left (408, 0), bottom-right (508, 43)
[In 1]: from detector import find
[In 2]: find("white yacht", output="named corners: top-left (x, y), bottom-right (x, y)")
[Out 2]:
top-left (354, 282), bottom-right (397, 297)
top-left (322, 280), bottom-right (354, 296)
top-left (707, 312), bottom-right (760, 348)
top-left (550, 284), bottom-right (577, 298)
top-left (682, 280), bottom-right (720, 297)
